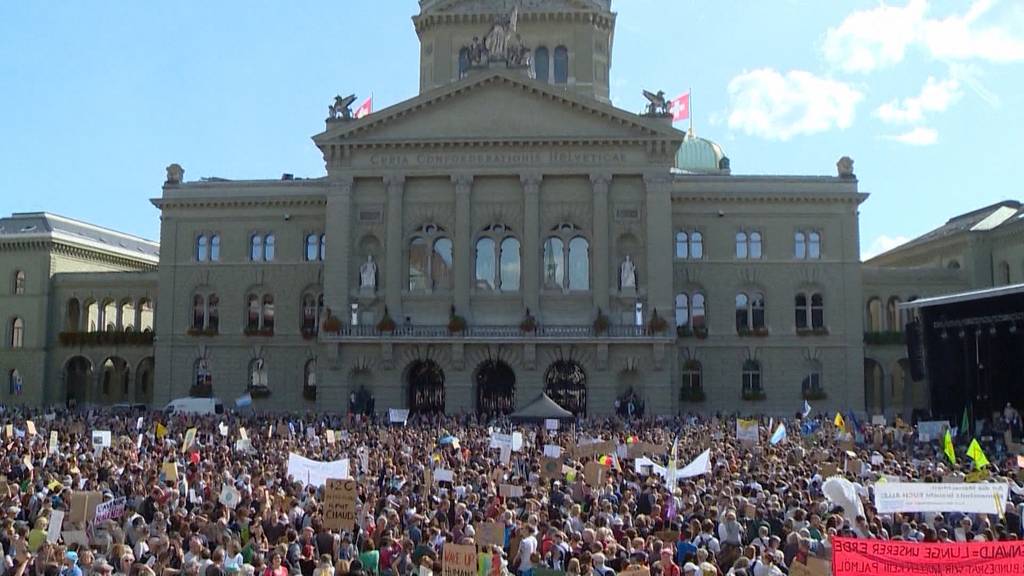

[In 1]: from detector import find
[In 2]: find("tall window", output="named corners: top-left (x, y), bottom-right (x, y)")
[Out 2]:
top-left (191, 293), bottom-right (218, 332)
top-left (735, 232), bottom-right (748, 259)
top-left (194, 358), bottom-right (212, 390)
top-left (305, 234), bottom-right (326, 262)
top-left (262, 295), bottom-right (275, 331)
top-left (553, 46), bottom-right (568, 84)
top-left (264, 234), bottom-right (275, 261)
top-left (534, 46), bottom-right (549, 82)
top-left (675, 232), bottom-right (688, 259)
top-left (67, 299), bottom-right (81, 331)
top-left (86, 301), bottom-right (99, 332)
top-left (795, 230), bottom-right (821, 259)
top-left (802, 361), bottom-right (822, 395)
top-left (10, 318), bottom-right (24, 348)
top-left (475, 224), bottom-right (520, 291)
top-left (681, 360), bottom-right (702, 394)
top-left (794, 232), bottom-right (806, 259)
top-left (9, 369), bottom-right (22, 395)
top-left (690, 232), bottom-right (703, 259)
top-left (304, 359), bottom-right (317, 389)
top-left (866, 298), bottom-right (883, 332)
top-left (249, 358), bottom-right (268, 389)
top-left (674, 293), bottom-right (689, 327)
top-left (302, 292), bottom-right (323, 334)
top-left (796, 292), bottom-right (825, 330)
top-left (808, 232), bottom-right (821, 259)
top-left (742, 359), bottom-right (762, 393)
top-left (749, 232), bottom-right (762, 259)
top-left (810, 294), bottom-right (824, 328)
top-left (409, 224), bottom-right (452, 291)
top-left (887, 297), bottom-right (901, 331)
top-left (246, 291), bottom-right (274, 333)
top-left (120, 300), bottom-right (135, 331)
top-left (736, 292), bottom-right (766, 332)
top-left (210, 234), bottom-right (220, 261)
top-left (544, 224), bottom-right (589, 292)
top-left (13, 270), bottom-right (25, 295)
top-left (692, 293), bottom-right (706, 328)
top-left (196, 235), bottom-right (208, 262)
top-left (139, 299), bottom-right (154, 332)
top-left (250, 233), bottom-right (275, 262)
top-left (675, 230), bottom-right (703, 259)
top-left (736, 231), bottom-right (762, 259)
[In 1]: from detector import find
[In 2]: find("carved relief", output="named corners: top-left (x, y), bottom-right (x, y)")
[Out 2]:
top-left (541, 202), bottom-right (591, 232)
top-left (405, 205), bottom-right (455, 235)
top-left (472, 202), bottom-right (523, 233)
top-left (466, 344), bottom-right (523, 372)
top-left (399, 344), bottom-right (453, 374)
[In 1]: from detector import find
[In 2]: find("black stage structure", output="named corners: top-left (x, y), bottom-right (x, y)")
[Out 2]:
top-left (901, 284), bottom-right (1024, 434)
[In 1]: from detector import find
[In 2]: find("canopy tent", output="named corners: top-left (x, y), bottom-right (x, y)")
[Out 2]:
top-left (509, 393), bottom-right (575, 422)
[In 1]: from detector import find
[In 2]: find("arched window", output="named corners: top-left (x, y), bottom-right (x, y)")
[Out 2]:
top-left (250, 234), bottom-right (263, 262)
top-left (207, 294), bottom-right (219, 332)
top-left (139, 299), bottom-right (154, 332)
top-left (458, 47), bottom-right (470, 79)
top-left (67, 298), bottom-right (81, 332)
top-left (681, 360), bottom-right (702, 395)
top-left (735, 293), bottom-right (749, 332)
top-left (751, 292), bottom-right (765, 328)
top-left (534, 46), bottom-right (549, 82)
top-left (749, 232), bottom-right (763, 259)
top-left (568, 237), bottom-right (590, 290)
top-left (553, 46), bottom-right (568, 84)
top-left (500, 237), bottom-right (521, 291)
top-left (736, 292), bottom-right (765, 331)
top-left (120, 300), bottom-right (135, 331)
top-left (999, 261), bottom-right (1011, 285)
top-left (304, 359), bottom-right (317, 389)
top-left (196, 235), bottom-right (208, 262)
top-left (86, 301), bottom-right (99, 332)
top-left (794, 232), bottom-right (806, 259)
top-left (795, 293), bottom-right (808, 329)
top-left (194, 358), bottom-right (212, 390)
top-left (302, 293), bottom-right (319, 334)
top-left (674, 293), bottom-right (689, 327)
top-left (811, 293), bottom-right (824, 329)
top-left (866, 298), bottom-right (883, 332)
top-left (475, 237), bottom-right (496, 290)
top-left (192, 295), bottom-right (206, 330)
top-left (246, 294), bottom-right (261, 331)
top-left (102, 300), bottom-right (117, 331)
top-left (887, 296), bottom-right (901, 331)
top-left (691, 231), bottom-right (703, 259)
top-left (675, 232), bottom-right (688, 259)
top-left (475, 224), bottom-right (520, 292)
top-left (735, 232), bottom-right (748, 259)
top-left (692, 293), bottom-right (706, 328)
top-left (249, 358), bottom-right (268, 389)
top-left (305, 234), bottom-right (319, 262)
top-left (742, 359), bottom-right (762, 393)
top-left (13, 271), bottom-right (25, 295)
top-left (543, 224), bottom-right (590, 292)
top-left (802, 361), bottom-right (822, 395)
top-left (319, 234), bottom-right (326, 261)
top-left (210, 234), bottom-right (220, 261)
top-left (543, 237), bottom-right (565, 290)
top-left (264, 234), bottom-right (275, 261)
top-left (11, 318), bottom-right (24, 348)
top-left (409, 224), bottom-right (452, 291)
top-left (9, 369), bottom-right (22, 395)
top-left (262, 295), bottom-right (275, 332)
top-left (808, 232), bottom-right (821, 259)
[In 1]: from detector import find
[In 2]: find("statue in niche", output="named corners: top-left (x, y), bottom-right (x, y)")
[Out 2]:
top-left (360, 255), bottom-right (377, 290)
top-left (620, 254), bottom-right (637, 290)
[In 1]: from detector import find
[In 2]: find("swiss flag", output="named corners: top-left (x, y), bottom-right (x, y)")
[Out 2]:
top-left (670, 92), bottom-right (690, 122)
top-left (354, 96), bottom-right (372, 119)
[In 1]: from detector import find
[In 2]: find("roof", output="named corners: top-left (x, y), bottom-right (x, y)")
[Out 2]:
top-left (509, 393), bottom-right (575, 421)
top-left (674, 129), bottom-right (727, 174)
top-left (871, 200), bottom-right (1022, 259)
top-left (898, 283), bottom-right (1024, 310)
top-left (0, 212), bottom-right (159, 261)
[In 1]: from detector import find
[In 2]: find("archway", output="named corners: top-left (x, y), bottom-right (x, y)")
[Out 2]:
top-left (475, 359), bottom-right (515, 416)
top-left (545, 359), bottom-right (587, 417)
top-left (864, 358), bottom-right (885, 414)
top-left (136, 357), bottom-right (154, 405)
top-left (406, 359), bottom-right (445, 414)
top-left (64, 356), bottom-right (93, 406)
top-left (100, 357), bottom-right (130, 404)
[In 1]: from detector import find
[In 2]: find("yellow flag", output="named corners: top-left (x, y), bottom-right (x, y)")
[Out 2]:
top-left (834, 412), bottom-right (846, 430)
top-left (966, 439), bottom-right (989, 469)
top-left (155, 422), bottom-right (167, 440)
top-left (943, 429), bottom-right (956, 465)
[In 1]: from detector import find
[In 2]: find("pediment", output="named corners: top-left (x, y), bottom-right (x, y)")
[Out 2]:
top-left (422, 0), bottom-right (602, 14)
top-left (313, 70), bottom-right (683, 148)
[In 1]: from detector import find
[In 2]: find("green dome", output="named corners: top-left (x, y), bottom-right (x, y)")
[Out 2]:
top-left (675, 129), bottom-right (729, 174)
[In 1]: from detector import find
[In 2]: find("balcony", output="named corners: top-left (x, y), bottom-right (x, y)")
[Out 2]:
top-left (321, 324), bottom-right (675, 343)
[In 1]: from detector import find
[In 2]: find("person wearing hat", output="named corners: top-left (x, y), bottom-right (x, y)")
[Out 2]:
top-left (62, 551), bottom-right (83, 576)
top-left (93, 559), bottom-right (114, 576)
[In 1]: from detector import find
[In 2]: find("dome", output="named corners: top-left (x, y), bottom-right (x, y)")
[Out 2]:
top-left (675, 129), bottom-right (729, 174)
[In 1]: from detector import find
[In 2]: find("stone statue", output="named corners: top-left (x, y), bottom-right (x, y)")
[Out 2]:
top-left (837, 156), bottom-right (855, 179)
top-left (620, 254), bottom-right (637, 289)
top-left (360, 255), bottom-right (377, 290)
top-left (165, 163), bottom-right (184, 185)
top-left (484, 6), bottom-right (517, 61)
top-left (642, 89), bottom-right (670, 116)
top-left (328, 94), bottom-right (357, 120)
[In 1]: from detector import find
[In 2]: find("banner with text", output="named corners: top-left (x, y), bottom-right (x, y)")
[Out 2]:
top-left (873, 482), bottom-right (1008, 515)
top-left (832, 537), bottom-right (1024, 576)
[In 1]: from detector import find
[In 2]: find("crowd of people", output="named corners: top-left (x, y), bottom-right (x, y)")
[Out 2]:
top-left (1, 405), bottom-right (1023, 576)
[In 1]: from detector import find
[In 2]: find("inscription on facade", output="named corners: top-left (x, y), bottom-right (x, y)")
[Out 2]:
top-left (368, 150), bottom-right (629, 168)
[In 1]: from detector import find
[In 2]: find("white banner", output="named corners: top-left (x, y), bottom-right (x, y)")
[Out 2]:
top-left (433, 469), bottom-right (454, 483)
top-left (917, 420), bottom-right (950, 442)
top-left (490, 432), bottom-right (512, 449)
top-left (389, 408), bottom-right (410, 424)
top-left (652, 449), bottom-right (712, 481)
top-left (543, 444), bottom-right (562, 458)
top-left (736, 419), bottom-right (759, 444)
top-left (286, 453), bottom-right (350, 486)
top-left (874, 482), bottom-right (1008, 515)
top-left (545, 419), bottom-right (559, 431)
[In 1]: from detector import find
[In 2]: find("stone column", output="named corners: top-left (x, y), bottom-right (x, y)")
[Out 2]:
top-left (324, 177), bottom-right (354, 319)
top-left (384, 175), bottom-right (405, 319)
top-left (644, 172), bottom-right (674, 316)
top-left (591, 173), bottom-right (611, 313)
top-left (453, 174), bottom-right (473, 319)
top-left (521, 173), bottom-right (542, 314)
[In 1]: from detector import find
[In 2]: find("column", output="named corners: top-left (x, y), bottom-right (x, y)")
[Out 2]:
top-left (591, 173), bottom-right (611, 312)
top-left (521, 173), bottom-right (542, 314)
top-left (324, 177), bottom-right (354, 319)
top-left (384, 175), bottom-right (405, 318)
top-left (452, 174), bottom-right (473, 318)
top-left (644, 172), bottom-right (674, 316)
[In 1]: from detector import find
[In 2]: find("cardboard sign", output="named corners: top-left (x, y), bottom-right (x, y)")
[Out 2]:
top-left (655, 530), bottom-right (678, 544)
top-left (572, 440), bottom-right (615, 459)
top-left (583, 461), bottom-right (605, 486)
top-left (477, 521), bottom-right (505, 548)
top-left (25, 421), bottom-right (36, 436)
top-left (820, 463), bottom-right (839, 478)
top-left (46, 509), bottom-right (64, 543)
top-left (94, 497), bottom-right (126, 523)
top-left (92, 430), bottom-right (112, 448)
top-left (846, 458), bottom-right (862, 476)
top-left (833, 537), bottom-right (1024, 576)
top-left (322, 478), bottom-right (357, 531)
top-left (540, 457), bottom-right (562, 480)
top-left (917, 420), bottom-right (949, 442)
top-left (182, 427), bottom-right (198, 452)
top-left (790, 558), bottom-right (829, 576)
top-left (162, 462), bottom-right (178, 482)
top-left (62, 531), bottom-right (89, 547)
top-left (441, 544), bottom-right (477, 576)
top-left (68, 491), bottom-right (103, 524)
top-left (499, 484), bottom-right (523, 498)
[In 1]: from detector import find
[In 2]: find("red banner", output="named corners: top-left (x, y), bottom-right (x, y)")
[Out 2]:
top-left (832, 537), bottom-right (1024, 575)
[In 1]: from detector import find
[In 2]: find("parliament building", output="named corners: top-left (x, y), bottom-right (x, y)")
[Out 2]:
top-left (3, 0), bottom-right (1018, 418)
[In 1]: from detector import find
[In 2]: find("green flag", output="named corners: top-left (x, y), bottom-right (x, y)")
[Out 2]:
top-left (966, 438), bottom-right (989, 469)
top-left (943, 429), bottom-right (956, 465)
top-left (961, 405), bottom-right (970, 436)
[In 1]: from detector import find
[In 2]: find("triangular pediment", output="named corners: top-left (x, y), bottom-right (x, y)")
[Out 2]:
top-left (313, 70), bottom-right (683, 148)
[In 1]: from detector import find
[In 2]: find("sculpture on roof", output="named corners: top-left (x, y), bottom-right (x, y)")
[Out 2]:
top-left (462, 5), bottom-right (531, 69)
top-left (485, 5), bottom-right (517, 59)
top-left (165, 164), bottom-right (184, 185)
top-left (642, 90), bottom-right (671, 117)
top-left (328, 94), bottom-right (357, 120)
top-left (837, 156), bottom-right (855, 179)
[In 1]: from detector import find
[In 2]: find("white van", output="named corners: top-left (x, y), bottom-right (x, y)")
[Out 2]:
top-left (164, 397), bottom-right (225, 415)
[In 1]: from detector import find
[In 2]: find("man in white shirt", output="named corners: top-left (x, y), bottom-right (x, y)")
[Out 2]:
top-left (514, 525), bottom-right (537, 576)
top-left (691, 521), bottom-right (720, 555)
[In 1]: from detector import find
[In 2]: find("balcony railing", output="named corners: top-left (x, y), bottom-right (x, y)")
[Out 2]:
top-left (322, 324), bottom-right (674, 341)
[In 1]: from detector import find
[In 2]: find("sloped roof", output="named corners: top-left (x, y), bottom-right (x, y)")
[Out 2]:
top-left (873, 200), bottom-right (1022, 258)
top-left (0, 212), bottom-right (159, 260)
top-left (509, 393), bottom-right (575, 421)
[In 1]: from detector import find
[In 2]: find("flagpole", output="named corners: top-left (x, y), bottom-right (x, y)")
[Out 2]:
top-left (688, 86), bottom-right (693, 134)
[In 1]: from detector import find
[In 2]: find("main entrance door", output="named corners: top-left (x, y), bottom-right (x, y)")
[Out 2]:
top-left (545, 359), bottom-right (587, 417)
top-left (406, 359), bottom-right (445, 414)
top-left (475, 359), bottom-right (515, 416)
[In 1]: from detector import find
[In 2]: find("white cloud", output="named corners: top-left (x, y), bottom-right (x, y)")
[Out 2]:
top-left (824, 0), bottom-right (1024, 74)
top-left (726, 69), bottom-right (863, 141)
top-left (883, 127), bottom-right (938, 146)
top-left (874, 76), bottom-right (962, 124)
top-left (862, 234), bottom-right (911, 261)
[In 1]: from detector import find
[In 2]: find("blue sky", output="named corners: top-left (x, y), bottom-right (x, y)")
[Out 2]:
top-left (1, 1), bottom-right (1022, 259)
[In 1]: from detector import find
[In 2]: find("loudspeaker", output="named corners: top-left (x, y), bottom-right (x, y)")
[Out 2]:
top-left (906, 319), bottom-right (926, 381)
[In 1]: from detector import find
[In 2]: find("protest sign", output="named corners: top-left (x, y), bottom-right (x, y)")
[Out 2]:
top-left (572, 440), bottom-right (615, 459)
top-left (545, 419), bottom-right (559, 431)
top-left (46, 509), bottom-right (63, 543)
top-left (832, 537), bottom-right (1024, 576)
top-left (68, 491), bottom-right (103, 524)
top-left (442, 544), bottom-right (476, 576)
top-left (736, 419), bottom-right (759, 444)
top-left (433, 469), bottom-right (454, 483)
top-left (820, 463), bottom-right (839, 478)
top-left (239, 427), bottom-right (248, 441)
top-left (871, 415), bottom-right (886, 426)
top-left (917, 420), bottom-right (949, 442)
top-left (490, 433), bottom-right (513, 449)
top-left (477, 521), bottom-right (505, 548)
top-left (218, 422), bottom-right (229, 437)
top-left (873, 482), bottom-right (1008, 515)
top-left (182, 427), bottom-right (198, 452)
top-left (162, 462), bottom-right (178, 482)
top-left (94, 497), bottom-right (126, 523)
top-left (62, 531), bottom-right (89, 547)
top-left (533, 570), bottom-right (565, 576)
top-left (543, 445), bottom-right (562, 458)
top-left (219, 484), bottom-right (241, 509)
top-left (286, 453), bottom-right (350, 486)
top-left (91, 430), bottom-right (111, 448)
top-left (322, 478), bottom-right (356, 531)
top-left (326, 429), bottom-right (336, 445)
top-left (499, 484), bottom-right (523, 498)
top-left (583, 461), bottom-right (604, 486)
top-left (25, 421), bottom-right (36, 436)
top-left (48, 431), bottom-right (58, 454)
top-left (512, 432), bottom-right (523, 451)
top-left (389, 408), bottom-right (410, 424)
top-left (540, 457), bottom-right (562, 480)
